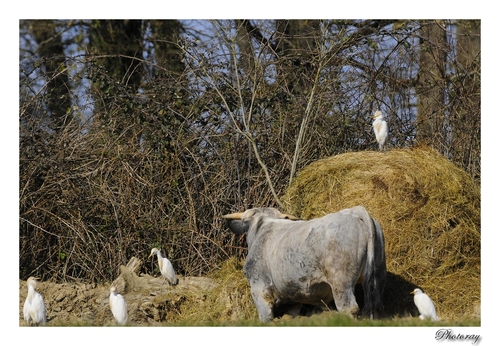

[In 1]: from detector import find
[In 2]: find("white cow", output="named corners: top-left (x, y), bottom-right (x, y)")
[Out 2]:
top-left (223, 206), bottom-right (386, 322)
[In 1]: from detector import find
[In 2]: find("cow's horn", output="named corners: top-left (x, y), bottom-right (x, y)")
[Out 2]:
top-left (222, 212), bottom-right (245, 220)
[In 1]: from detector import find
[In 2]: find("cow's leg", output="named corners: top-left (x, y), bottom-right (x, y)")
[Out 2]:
top-left (250, 285), bottom-right (275, 322)
top-left (285, 303), bottom-right (303, 318)
top-left (331, 284), bottom-right (359, 317)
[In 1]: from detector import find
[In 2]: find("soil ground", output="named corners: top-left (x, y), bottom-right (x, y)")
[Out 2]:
top-left (19, 258), bottom-right (217, 326)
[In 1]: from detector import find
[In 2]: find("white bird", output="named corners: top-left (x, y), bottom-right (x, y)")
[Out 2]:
top-left (411, 288), bottom-right (439, 321)
top-left (23, 277), bottom-right (47, 326)
top-left (109, 286), bottom-right (128, 325)
top-left (148, 247), bottom-right (178, 286)
top-left (371, 110), bottom-right (388, 151)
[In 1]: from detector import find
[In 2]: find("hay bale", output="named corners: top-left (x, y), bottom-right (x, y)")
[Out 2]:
top-left (283, 147), bottom-right (480, 320)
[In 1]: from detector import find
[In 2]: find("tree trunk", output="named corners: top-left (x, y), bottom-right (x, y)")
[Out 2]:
top-left (28, 20), bottom-right (72, 130)
top-left (148, 20), bottom-right (184, 74)
top-left (275, 20), bottom-right (320, 98)
top-left (415, 20), bottom-right (448, 146)
top-left (89, 20), bottom-right (143, 91)
top-left (450, 20), bottom-right (481, 180)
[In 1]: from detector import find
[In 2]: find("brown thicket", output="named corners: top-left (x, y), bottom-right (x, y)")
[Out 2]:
top-left (20, 20), bottom-right (480, 286)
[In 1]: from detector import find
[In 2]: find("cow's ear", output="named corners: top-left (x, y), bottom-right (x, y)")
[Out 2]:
top-left (226, 219), bottom-right (249, 235)
top-left (282, 213), bottom-right (300, 221)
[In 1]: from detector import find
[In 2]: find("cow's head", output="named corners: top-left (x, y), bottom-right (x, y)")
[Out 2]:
top-left (222, 207), bottom-right (299, 235)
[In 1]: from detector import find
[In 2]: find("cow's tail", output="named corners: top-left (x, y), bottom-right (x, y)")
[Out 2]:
top-left (360, 207), bottom-right (386, 319)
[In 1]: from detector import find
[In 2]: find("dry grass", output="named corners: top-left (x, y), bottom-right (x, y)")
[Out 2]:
top-left (178, 257), bottom-right (257, 324)
top-left (282, 146), bottom-right (480, 320)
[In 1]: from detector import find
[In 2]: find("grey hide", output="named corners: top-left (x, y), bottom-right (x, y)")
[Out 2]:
top-left (223, 206), bottom-right (386, 322)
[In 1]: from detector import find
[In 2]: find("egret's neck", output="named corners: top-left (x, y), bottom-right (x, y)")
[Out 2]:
top-left (27, 284), bottom-right (36, 300)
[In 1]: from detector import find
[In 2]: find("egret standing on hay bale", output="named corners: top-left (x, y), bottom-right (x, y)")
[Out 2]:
top-left (371, 110), bottom-right (388, 151)
top-left (411, 288), bottom-right (439, 321)
top-left (23, 277), bottom-right (47, 326)
top-left (149, 248), bottom-right (179, 286)
top-left (109, 286), bottom-right (128, 325)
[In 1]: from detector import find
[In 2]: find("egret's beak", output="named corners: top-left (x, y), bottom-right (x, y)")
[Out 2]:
top-left (148, 253), bottom-right (153, 259)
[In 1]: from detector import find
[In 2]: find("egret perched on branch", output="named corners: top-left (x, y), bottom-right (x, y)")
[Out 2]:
top-left (109, 286), bottom-right (128, 325)
top-left (411, 288), bottom-right (439, 321)
top-left (371, 110), bottom-right (388, 151)
top-left (23, 277), bottom-right (47, 326)
top-left (149, 247), bottom-right (178, 286)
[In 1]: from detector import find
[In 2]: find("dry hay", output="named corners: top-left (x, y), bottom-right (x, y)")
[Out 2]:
top-left (282, 146), bottom-right (480, 320)
top-left (178, 257), bottom-right (257, 324)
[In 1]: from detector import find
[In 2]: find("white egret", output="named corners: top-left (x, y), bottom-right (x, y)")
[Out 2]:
top-left (109, 286), bottom-right (128, 325)
top-left (371, 110), bottom-right (388, 151)
top-left (411, 288), bottom-right (439, 321)
top-left (148, 247), bottom-right (178, 286)
top-left (23, 277), bottom-right (47, 326)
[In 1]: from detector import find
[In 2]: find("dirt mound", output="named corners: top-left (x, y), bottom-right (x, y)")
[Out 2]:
top-left (282, 147), bottom-right (480, 320)
top-left (19, 257), bottom-right (258, 326)
top-left (19, 257), bottom-right (218, 326)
